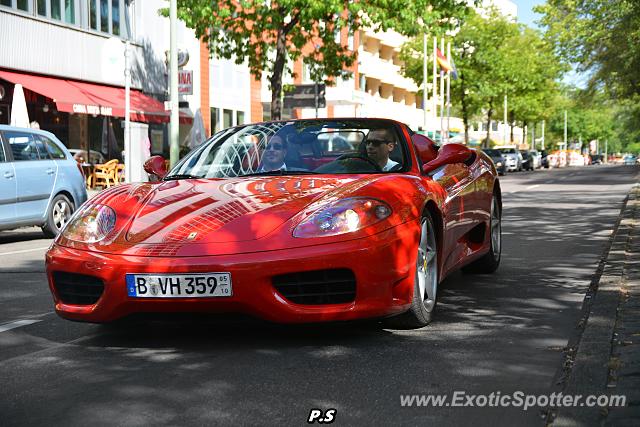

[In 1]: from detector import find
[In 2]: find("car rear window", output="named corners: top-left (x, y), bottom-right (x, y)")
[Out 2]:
top-left (3, 130), bottom-right (44, 161)
top-left (40, 136), bottom-right (67, 159)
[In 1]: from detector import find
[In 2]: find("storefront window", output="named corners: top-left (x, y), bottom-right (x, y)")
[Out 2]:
top-left (210, 107), bottom-right (220, 133)
top-left (237, 111), bottom-right (245, 125)
top-left (17, 0), bottom-right (28, 11)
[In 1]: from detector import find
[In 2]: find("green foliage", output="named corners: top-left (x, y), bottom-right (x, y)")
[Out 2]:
top-left (165, 0), bottom-right (471, 119)
top-left (536, 0), bottom-right (640, 99)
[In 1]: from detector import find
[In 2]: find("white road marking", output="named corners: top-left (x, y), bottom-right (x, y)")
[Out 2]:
top-left (0, 246), bottom-right (49, 256)
top-left (526, 184), bottom-right (540, 190)
top-left (0, 319), bottom-right (42, 333)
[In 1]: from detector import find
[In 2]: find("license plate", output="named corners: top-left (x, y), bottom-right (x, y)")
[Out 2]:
top-left (126, 273), bottom-right (232, 298)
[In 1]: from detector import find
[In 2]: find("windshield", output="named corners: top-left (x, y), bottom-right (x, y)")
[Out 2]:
top-left (166, 120), bottom-right (406, 179)
top-left (483, 149), bottom-right (500, 156)
top-left (498, 148), bottom-right (517, 154)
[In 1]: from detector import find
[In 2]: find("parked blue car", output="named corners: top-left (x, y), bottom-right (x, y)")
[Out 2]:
top-left (0, 125), bottom-right (87, 237)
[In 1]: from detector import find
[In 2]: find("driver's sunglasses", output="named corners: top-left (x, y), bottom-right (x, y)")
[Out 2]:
top-left (265, 143), bottom-right (284, 151)
top-left (365, 139), bottom-right (392, 147)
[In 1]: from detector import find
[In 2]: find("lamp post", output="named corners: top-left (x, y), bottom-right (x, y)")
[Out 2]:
top-left (423, 33), bottom-right (428, 132)
top-left (169, 0), bottom-right (179, 167)
top-left (124, 41), bottom-right (131, 182)
top-left (564, 110), bottom-right (568, 151)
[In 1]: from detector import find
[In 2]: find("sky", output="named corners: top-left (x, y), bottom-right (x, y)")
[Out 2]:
top-left (513, 0), bottom-right (545, 28)
top-left (512, 1), bottom-right (588, 87)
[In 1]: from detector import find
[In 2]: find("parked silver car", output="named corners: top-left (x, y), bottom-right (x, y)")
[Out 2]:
top-left (496, 146), bottom-right (523, 172)
top-left (0, 125), bottom-right (87, 237)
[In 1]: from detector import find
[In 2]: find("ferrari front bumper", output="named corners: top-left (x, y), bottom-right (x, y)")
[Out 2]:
top-left (45, 221), bottom-right (419, 323)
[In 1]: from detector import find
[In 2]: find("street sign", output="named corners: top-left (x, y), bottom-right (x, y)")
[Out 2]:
top-left (283, 83), bottom-right (326, 109)
top-left (178, 70), bottom-right (193, 95)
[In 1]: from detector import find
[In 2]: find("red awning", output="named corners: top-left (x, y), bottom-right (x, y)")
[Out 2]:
top-left (0, 70), bottom-right (191, 124)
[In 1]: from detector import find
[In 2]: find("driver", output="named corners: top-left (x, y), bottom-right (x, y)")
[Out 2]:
top-left (259, 135), bottom-right (288, 171)
top-left (365, 128), bottom-right (399, 171)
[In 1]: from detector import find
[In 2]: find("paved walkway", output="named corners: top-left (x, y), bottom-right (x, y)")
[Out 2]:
top-left (553, 184), bottom-right (640, 426)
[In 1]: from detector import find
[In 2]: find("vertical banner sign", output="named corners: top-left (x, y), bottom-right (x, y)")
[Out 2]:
top-left (178, 70), bottom-right (193, 95)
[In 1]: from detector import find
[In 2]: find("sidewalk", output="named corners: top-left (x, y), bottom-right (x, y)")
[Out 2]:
top-left (552, 184), bottom-right (640, 426)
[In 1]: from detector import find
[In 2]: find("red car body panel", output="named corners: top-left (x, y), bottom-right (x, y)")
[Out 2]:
top-left (45, 119), bottom-right (499, 323)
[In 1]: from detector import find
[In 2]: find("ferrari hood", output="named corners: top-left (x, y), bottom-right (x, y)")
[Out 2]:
top-left (120, 176), bottom-right (360, 244)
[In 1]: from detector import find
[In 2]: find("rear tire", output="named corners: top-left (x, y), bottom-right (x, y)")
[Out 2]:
top-left (462, 193), bottom-right (501, 274)
top-left (42, 194), bottom-right (74, 238)
top-left (385, 213), bottom-right (438, 329)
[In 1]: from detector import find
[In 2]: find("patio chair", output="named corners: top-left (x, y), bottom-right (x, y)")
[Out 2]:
top-left (93, 159), bottom-right (119, 189)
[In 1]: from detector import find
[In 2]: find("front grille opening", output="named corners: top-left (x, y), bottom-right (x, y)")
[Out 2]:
top-left (272, 269), bottom-right (356, 305)
top-left (52, 272), bottom-right (105, 305)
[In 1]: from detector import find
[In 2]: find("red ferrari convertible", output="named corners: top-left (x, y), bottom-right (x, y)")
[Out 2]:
top-left (45, 119), bottom-right (501, 328)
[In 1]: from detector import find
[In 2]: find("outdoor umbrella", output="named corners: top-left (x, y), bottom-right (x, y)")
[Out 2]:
top-left (10, 83), bottom-right (30, 127)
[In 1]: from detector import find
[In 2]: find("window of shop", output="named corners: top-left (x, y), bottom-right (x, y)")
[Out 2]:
top-left (236, 111), bottom-right (245, 125)
top-left (37, 0), bottom-right (46, 16)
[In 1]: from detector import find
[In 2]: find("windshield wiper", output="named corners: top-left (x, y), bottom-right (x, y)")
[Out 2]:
top-left (163, 174), bottom-right (201, 180)
top-left (241, 170), bottom-right (319, 177)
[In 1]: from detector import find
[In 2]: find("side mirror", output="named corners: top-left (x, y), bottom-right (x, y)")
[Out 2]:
top-left (144, 155), bottom-right (168, 179)
top-left (422, 143), bottom-right (476, 174)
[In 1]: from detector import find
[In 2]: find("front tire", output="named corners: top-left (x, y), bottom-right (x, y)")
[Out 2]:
top-left (462, 193), bottom-right (501, 274)
top-left (42, 194), bottom-right (74, 238)
top-left (386, 213), bottom-right (439, 328)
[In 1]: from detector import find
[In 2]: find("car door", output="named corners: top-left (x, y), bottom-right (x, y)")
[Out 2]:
top-left (3, 129), bottom-right (57, 221)
top-left (0, 135), bottom-right (17, 225)
top-left (429, 160), bottom-right (474, 271)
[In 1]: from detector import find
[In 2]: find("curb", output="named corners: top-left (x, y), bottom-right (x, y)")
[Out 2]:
top-left (551, 184), bottom-right (640, 426)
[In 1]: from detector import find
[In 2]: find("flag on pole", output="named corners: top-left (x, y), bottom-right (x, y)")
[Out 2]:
top-left (450, 57), bottom-right (458, 80)
top-left (436, 48), bottom-right (453, 72)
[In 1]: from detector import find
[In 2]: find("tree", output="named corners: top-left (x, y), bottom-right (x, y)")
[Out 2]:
top-left (400, 8), bottom-right (519, 144)
top-left (500, 26), bottom-right (564, 145)
top-left (169, 0), bottom-right (471, 120)
top-left (536, 0), bottom-right (640, 99)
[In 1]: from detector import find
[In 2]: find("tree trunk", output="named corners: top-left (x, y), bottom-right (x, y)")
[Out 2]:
top-left (268, 12), bottom-right (300, 121)
top-left (509, 111), bottom-right (515, 144)
top-left (485, 102), bottom-right (493, 148)
top-left (522, 120), bottom-right (528, 147)
top-left (270, 29), bottom-right (287, 121)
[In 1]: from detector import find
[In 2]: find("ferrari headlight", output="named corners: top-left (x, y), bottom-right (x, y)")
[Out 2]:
top-left (293, 198), bottom-right (392, 238)
top-left (62, 204), bottom-right (116, 243)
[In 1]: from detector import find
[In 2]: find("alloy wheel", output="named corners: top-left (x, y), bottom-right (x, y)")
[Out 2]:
top-left (416, 218), bottom-right (438, 312)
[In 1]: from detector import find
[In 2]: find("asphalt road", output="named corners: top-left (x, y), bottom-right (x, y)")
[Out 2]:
top-left (0, 165), bottom-right (638, 426)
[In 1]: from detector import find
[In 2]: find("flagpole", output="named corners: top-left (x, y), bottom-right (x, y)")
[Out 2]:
top-left (446, 41), bottom-right (451, 145)
top-left (440, 37), bottom-right (445, 144)
top-left (423, 33), bottom-right (428, 132)
top-left (432, 36), bottom-right (437, 137)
